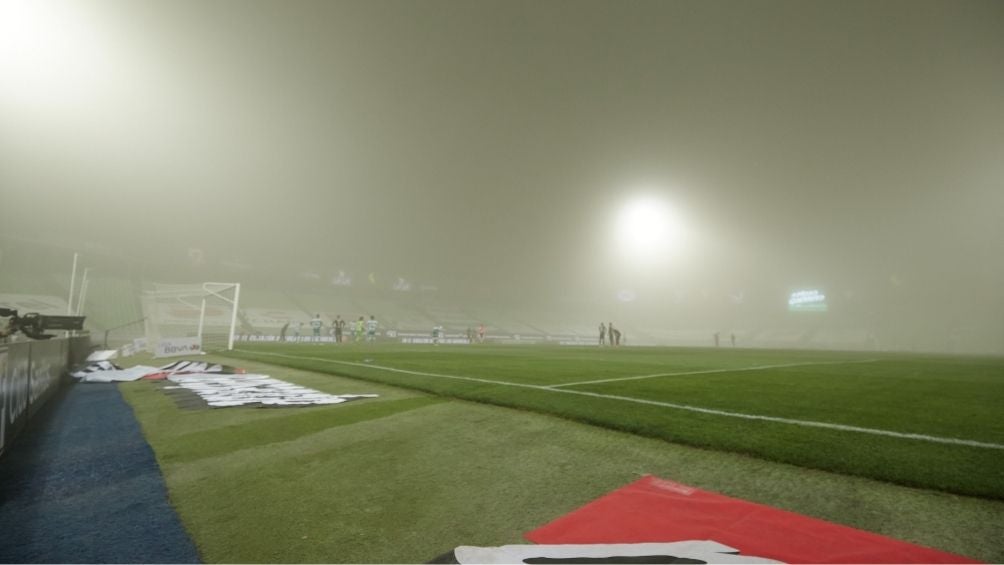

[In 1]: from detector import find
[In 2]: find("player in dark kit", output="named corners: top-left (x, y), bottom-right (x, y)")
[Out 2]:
top-left (333, 315), bottom-right (345, 343)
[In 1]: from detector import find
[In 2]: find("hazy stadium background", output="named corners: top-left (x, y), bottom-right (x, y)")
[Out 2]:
top-left (2, 1), bottom-right (1004, 562)
top-left (2, 0), bottom-right (1003, 356)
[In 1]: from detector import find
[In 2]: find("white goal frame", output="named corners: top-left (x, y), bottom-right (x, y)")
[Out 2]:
top-left (142, 281), bottom-right (242, 352)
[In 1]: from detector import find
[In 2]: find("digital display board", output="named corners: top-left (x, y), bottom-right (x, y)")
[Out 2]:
top-left (788, 289), bottom-right (827, 312)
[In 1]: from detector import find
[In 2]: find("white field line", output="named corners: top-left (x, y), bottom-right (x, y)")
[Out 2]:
top-left (547, 359), bottom-right (882, 388)
top-left (234, 350), bottom-right (1004, 451)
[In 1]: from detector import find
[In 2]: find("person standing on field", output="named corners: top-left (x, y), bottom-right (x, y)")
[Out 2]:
top-left (310, 314), bottom-right (323, 340)
top-left (355, 316), bottom-right (365, 342)
top-left (334, 315), bottom-right (345, 343)
top-left (609, 322), bottom-right (620, 346)
top-left (365, 315), bottom-right (378, 342)
top-left (599, 322), bottom-right (607, 346)
top-left (478, 323), bottom-right (486, 343)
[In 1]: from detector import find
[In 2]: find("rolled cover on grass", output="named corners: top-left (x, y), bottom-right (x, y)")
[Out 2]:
top-left (525, 475), bottom-right (979, 564)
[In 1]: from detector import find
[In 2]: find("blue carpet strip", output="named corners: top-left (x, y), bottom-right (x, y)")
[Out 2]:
top-left (0, 383), bottom-right (200, 563)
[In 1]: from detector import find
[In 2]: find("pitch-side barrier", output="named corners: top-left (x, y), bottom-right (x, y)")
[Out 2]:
top-left (0, 335), bottom-right (90, 459)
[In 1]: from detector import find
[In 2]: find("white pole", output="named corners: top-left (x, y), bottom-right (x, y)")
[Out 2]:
top-left (67, 252), bottom-right (79, 314)
top-left (197, 298), bottom-right (206, 344)
top-left (227, 283), bottom-right (241, 350)
top-left (76, 268), bottom-right (91, 316)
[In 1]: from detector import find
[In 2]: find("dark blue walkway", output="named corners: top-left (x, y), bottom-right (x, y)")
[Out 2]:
top-left (0, 382), bottom-right (200, 563)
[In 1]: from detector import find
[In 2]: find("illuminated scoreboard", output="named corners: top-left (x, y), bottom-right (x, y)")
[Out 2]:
top-left (788, 289), bottom-right (827, 312)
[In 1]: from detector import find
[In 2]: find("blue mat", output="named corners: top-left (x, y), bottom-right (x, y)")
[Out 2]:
top-left (0, 382), bottom-right (200, 563)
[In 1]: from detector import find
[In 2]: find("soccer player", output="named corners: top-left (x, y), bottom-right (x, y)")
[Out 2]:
top-left (599, 322), bottom-right (606, 346)
top-left (334, 315), bottom-right (345, 343)
top-left (279, 321), bottom-right (289, 342)
top-left (714, 332), bottom-right (720, 347)
top-left (433, 324), bottom-right (443, 345)
top-left (365, 315), bottom-right (378, 342)
top-left (355, 317), bottom-right (364, 342)
top-left (310, 314), bottom-right (323, 340)
top-left (730, 332), bottom-right (736, 347)
top-left (478, 323), bottom-right (486, 343)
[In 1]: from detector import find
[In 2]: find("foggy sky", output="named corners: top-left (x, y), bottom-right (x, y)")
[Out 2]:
top-left (1, 0), bottom-right (1002, 341)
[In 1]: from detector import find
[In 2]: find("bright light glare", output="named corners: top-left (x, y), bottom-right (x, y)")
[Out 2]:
top-left (614, 196), bottom-right (685, 262)
top-left (0, 0), bottom-right (113, 112)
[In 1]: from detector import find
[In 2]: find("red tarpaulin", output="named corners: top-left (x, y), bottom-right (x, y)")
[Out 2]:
top-left (526, 475), bottom-right (979, 564)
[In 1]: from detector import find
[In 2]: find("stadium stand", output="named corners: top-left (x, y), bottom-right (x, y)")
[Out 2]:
top-left (2, 238), bottom-right (944, 354)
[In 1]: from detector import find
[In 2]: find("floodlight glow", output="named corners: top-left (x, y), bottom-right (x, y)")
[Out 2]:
top-left (616, 289), bottom-right (637, 302)
top-left (0, 0), bottom-right (114, 112)
top-left (614, 196), bottom-right (684, 261)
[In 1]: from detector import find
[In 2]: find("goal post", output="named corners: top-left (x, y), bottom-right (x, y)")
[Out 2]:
top-left (141, 282), bottom-right (242, 356)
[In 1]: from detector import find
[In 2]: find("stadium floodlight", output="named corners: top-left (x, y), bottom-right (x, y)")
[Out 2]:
top-left (0, 0), bottom-right (115, 112)
top-left (614, 195), bottom-right (685, 262)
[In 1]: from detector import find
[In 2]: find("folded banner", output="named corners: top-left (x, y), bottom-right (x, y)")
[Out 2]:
top-left (141, 360), bottom-right (246, 380)
top-left (451, 541), bottom-right (781, 564)
top-left (74, 365), bottom-right (161, 382)
top-left (525, 476), bottom-right (978, 564)
top-left (71, 360), bottom-right (123, 378)
top-left (164, 374), bottom-right (378, 408)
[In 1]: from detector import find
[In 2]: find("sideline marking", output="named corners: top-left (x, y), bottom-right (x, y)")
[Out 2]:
top-left (547, 359), bottom-right (881, 388)
top-left (234, 349), bottom-right (1004, 451)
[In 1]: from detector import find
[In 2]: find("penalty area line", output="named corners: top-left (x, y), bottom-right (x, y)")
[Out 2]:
top-left (547, 359), bottom-right (882, 388)
top-left (234, 349), bottom-right (1004, 451)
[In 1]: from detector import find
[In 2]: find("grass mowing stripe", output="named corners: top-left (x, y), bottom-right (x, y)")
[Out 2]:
top-left (157, 397), bottom-right (445, 464)
top-left (549, 388), bottom-right (1004, 450)
top-left (237, 350), bottom-right (1004, 451)
top-left (547, 359), bottom-right (881, 388)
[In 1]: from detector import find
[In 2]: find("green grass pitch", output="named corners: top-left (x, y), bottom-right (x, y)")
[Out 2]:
top-left (227, 344), bottom-right (1004, 500)
top-left (118, 344), bottom-right (1004, 562)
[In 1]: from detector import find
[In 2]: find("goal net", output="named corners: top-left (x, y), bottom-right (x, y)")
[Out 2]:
top-left (141, 282), bottom-right (241, 356)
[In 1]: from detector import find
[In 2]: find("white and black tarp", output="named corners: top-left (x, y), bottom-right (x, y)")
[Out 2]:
top-left (70, 360), bottom-right (123, 378)
top-left (85, 350), bottom-right (119, 362)
top-left (73, 359), bottom-right (239, 382)
top-left (164, 374), bottom-right (378, 408)
top-left (76, 365), bottom-right (161, 383)
top-left (441, 542), bottom-right (782, 565)
top-left (156, 360), bottom-right (243, 374)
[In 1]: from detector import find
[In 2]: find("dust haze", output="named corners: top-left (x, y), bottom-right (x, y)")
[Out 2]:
top-left (2, 0), bottom-right (1002, 353)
